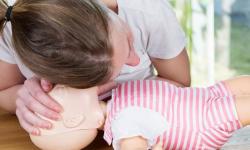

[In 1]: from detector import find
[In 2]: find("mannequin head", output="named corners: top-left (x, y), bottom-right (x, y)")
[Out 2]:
top-left (30, 85), bottom-right (105, 150)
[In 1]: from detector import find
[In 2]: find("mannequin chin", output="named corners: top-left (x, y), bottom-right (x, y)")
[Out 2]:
top-left (29, 85), bottom-right (104, 150)
top-left (30, 129), bottom-right (98, 150)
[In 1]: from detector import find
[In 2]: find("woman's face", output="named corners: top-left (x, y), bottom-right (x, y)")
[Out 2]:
top-left (108, 13), bottom-right (140, 79)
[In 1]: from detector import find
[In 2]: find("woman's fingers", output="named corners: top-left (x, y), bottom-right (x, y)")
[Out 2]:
top-left (23, 77), bottom-right (62, 112)
top-left (17, 86), bottom-right (61, 121)
top-left (15, 77), bottom-right (63, 135)
top-left (16, 97), bottom-right (52, 129)
top-left (16, 108), bottom-right (40, 136)
top-left (40, 78), bottom-right (54, 92)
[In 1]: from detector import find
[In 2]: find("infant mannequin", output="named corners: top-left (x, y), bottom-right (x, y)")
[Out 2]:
top-left (30, 77), bottom-right (250, 150)
top-left (29, 85), bottom-right (105, 150)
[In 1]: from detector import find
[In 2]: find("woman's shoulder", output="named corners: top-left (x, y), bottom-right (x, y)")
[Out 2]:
top-left (101, 0), bottom-right (118, 12)
top-left (117, 0), bottom-right (174, 16)
top-left (0, 23), bottom-right (16, 63)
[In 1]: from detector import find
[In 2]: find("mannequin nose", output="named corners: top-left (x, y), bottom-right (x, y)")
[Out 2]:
top-left (125, 50), bottom-right (140, 66)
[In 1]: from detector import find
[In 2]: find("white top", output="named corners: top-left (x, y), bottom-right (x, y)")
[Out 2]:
top-left (111, 107), bottom-right (168, 150)
top-left (115, 0), bottom-right (186, 83)
top-left (0, 0), bottom-right (186, 81)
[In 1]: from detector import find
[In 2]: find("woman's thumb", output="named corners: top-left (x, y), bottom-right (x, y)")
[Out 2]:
top-left (40, 78), bottom-right (53, 92)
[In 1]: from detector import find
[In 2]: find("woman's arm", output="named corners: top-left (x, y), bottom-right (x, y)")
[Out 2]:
top-left (0, 60), bottom-right (25, 112)
top-left (151, 48), bottom-right (191, 87)
top-left (0, 85), bottom-right (23, 113)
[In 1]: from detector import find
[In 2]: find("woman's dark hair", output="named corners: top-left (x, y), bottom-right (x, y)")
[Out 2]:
top-left (0, 0), bottom-right (113, 88)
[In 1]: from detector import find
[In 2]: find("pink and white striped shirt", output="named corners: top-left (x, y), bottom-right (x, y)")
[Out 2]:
top-left (104, 80), bottom-right (242, 150)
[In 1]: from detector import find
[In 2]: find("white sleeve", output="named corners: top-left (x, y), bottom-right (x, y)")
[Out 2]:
top-left (0, 23), bottom-right (16, 64)
top-left (146, 0), bottom-right (186, 59)
top-left (111, 107), bottom-right (168, 150)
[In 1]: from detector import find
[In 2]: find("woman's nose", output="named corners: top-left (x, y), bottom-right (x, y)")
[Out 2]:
top-left (125, 50), bottom-right (140, 66)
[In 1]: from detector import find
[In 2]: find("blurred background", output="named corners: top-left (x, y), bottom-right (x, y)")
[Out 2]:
top-left (170, 0), bottom-right (250, 86)
top-left (170, 1), bottom-right (250, 148)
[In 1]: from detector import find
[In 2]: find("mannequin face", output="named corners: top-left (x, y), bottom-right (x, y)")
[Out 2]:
top-left (30, 85), bottom-right (104, 150)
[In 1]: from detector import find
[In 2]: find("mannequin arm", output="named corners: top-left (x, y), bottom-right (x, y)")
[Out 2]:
top-left (119, 136), bottom-right (163, 150)
top-left (119, 136), bottom-right (148, 150)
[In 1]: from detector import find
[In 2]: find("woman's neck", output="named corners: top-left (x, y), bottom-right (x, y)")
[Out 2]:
top-left (101, 0), bottom-right (118, 13)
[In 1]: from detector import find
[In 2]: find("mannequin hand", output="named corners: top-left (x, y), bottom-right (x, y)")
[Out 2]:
top-left (16, 77), bottom-right (62, 135)
top-left (152, 142), bottom-right (163, 150)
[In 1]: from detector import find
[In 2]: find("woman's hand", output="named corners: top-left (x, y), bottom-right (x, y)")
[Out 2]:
top-left (16, 77), bottom-right (63, 135)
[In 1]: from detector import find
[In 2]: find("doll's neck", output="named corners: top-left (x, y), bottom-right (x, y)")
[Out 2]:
top-left (98, 101), bottom-right (107, 130)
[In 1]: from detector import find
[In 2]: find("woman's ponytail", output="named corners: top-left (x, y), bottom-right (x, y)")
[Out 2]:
top-left (0, 0), bottom-right (8, 34)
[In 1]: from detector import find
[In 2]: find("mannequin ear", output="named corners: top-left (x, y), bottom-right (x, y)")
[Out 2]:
top-left (56, 85), bottom-right (104, 130)
top-left (63, 114), bottom-right (86, 128)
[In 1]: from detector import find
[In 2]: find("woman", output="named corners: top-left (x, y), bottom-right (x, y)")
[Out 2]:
top-left (0, 0), bottom-right (190, 135)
